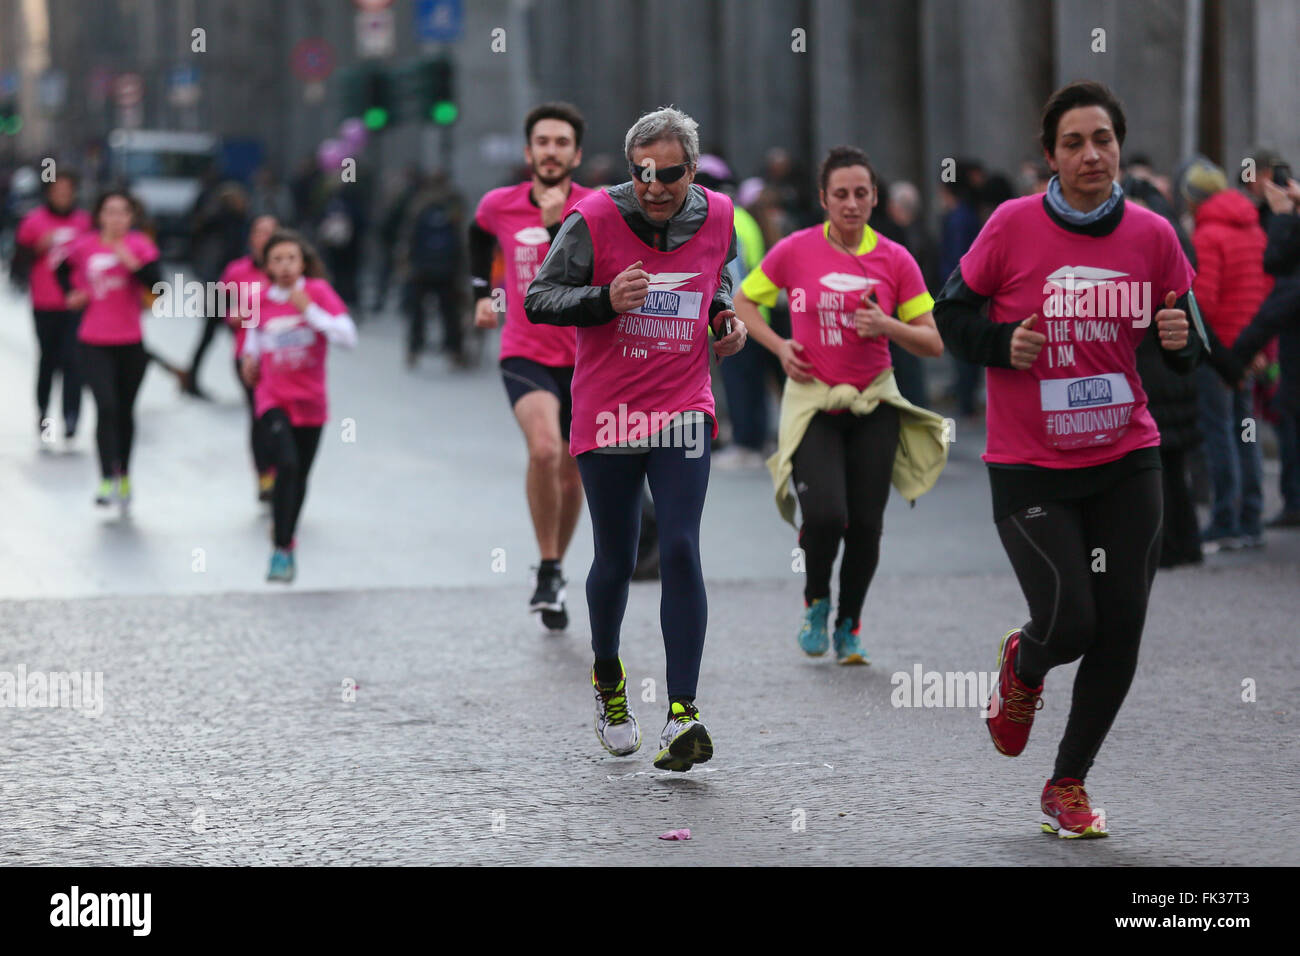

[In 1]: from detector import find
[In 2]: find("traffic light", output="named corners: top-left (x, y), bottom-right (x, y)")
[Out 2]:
top-left (341, 66), bottom-right (393, 131)
top-left (0, 100), bottom-right (21, 136)
top-left (417, 57), bottom-right (456, 126)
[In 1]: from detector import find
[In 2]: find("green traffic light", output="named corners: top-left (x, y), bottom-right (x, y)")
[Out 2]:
top-left (431, 101), bottom-right (458, 125)
top-left (0, 116), bottom-right (20, 135)
top-left (363, 106), bottom-right (389, 130)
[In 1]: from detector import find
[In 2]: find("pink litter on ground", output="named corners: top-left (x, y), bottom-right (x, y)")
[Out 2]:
top-left (659, 828), bottom-right (691, 841)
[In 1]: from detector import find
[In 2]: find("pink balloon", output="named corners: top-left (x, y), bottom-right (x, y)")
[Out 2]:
top-left (316, 138), bottom-right (349, 172)
top-left (339, 117), bottom-right (367, 150)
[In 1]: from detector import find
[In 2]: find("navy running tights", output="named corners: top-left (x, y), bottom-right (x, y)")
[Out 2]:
top-left (577, 441), bottom-right (710, 699)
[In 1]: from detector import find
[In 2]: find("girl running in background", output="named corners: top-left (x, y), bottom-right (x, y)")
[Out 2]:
top-left (222, 214), bottom-right (278, 502)
top-left (934, 81), bottom-right (1204, 838)
top-left (59, 190), bottom-right (162, 511)
top-left (240, 230), bottom-right (356, 583)
top-left (16, 171), bottom-right (92, 447)
top-left (735, 146), bottom-right (947, 664)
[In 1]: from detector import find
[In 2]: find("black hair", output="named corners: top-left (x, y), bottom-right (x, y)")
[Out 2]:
top-left (262, 229), bottom-right (327, 279)
top-left (1040, 80), bottom-right (1127, 155)
top-left (91, 189), bottom-right (137, 230)
top-left (818, 145), bottom-right (877, 194)
top-left (525, 102), bottom-right (585, 149)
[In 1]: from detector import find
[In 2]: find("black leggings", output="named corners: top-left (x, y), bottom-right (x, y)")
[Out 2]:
top-left (996, 468), bottom-right (1163, 782)
top-left (79, 342), bottom-right (148, 479)
top-left (34, 309), bottom-right (83, 427)
top-left (793, 405), bottom-right (900, 626)
top-left (235, 358), bottom-right (273, 475)
top-left (577, 438), bottom-right (711, 700)
top-left (188, 314), bottom-right (226, 381)
top-left (260, 409), bottom-right (323, 549)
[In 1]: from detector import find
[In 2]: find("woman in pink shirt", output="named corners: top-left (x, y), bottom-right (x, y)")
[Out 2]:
top-left (239, 230), bottom-right (356, 583)
top-left (223, 215), bottom-right (278, 502)
top-left (15, 172), bottom-right (92, 444)
top-left (735, 146), bottom-right (943, 665)
top-left (934, 81), bottom-right (1204, 838)
top-left (60, 190), bottom-right (162, 510)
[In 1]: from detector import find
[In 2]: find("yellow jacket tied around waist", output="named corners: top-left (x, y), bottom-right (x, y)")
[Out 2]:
top-left (767, 368), bottom-right (949, 527)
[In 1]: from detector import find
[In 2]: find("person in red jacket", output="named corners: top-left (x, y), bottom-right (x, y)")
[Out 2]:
top-left (1183, 160), bottom-right (1273, 551)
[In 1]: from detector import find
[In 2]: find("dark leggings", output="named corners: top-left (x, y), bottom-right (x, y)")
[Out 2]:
top-left (793, 405), bottom-right (900, 626)
top-left (34, 309), bottom-right (83, 427)
top-left (996, 468), bottom-right (1163, 782)
top-left (235, 358), bottom-right (273, 475)
top-left (577, 440), bottom-right (711, 699)
top-left (188, 314), bottom-right (225, 381)
top-left (79, 342), bottom-right (148, 479)
top-left (260, 409), bottom-right (323, 549)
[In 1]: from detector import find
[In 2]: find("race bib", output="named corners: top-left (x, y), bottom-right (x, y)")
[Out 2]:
top-left (1040, 372), bottom-right (1136, 450)
top-left (614, 290), bottom-right (703, 355)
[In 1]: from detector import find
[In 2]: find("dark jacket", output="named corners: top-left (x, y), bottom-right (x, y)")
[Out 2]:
top-left (1137, 319), bottom-right (1202, 451)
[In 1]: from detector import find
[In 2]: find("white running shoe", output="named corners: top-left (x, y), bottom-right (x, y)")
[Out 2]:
top-left (592, 661), bottom-right (640, 756)
top-left (653, 701), bottom-right (713, 772)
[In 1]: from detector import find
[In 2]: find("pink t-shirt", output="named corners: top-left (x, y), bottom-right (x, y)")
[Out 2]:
top-left (744, 223), bottom-right (933, 389)
top-left (16, 205), bottom-right (93, 310)
top-left (960, 195), bottom-right (1195, 467)
top-left (568, 187), bottom-right (733, 457)
top-left (475, 181), bottom-right (592, 367)
top-left (66, 231), bottom-right (160, 345)
top-left (219, 255), bottom-right (267, 357)
top-left (251, 278), bottom-right (347, 426)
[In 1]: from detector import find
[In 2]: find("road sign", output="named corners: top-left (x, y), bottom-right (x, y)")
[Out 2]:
top-left (416, 0), bottom-right (462, 42)
top-left (356, 10), bottom-right (396, 58)
top-left (114, 72), bottom-right (143, 107)
top-left (0, 72), bottom-right (19, 97)
top-left (291, 38), bottom-right (336, 83)
top-left (168, 66), bottom-right (200, 108)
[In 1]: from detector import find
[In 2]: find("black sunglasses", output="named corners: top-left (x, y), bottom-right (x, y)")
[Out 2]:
top-left (630, 161), bottom-right (693, 184)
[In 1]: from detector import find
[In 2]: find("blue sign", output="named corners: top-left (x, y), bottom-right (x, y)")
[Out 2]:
top-left (169, 65), bottom-right (200, 90)
top-left (416, 0), bottom-right (462, 42)
top-left (0, 71), bottom-right (19, 96)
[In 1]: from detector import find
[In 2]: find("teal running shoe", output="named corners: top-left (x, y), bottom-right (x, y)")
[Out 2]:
top-left (833, 618), bottom-right (868, 665)
top-left (267, 548), bottom-right (296, 583)
top-left (798, 598), bottom-right (831, 656)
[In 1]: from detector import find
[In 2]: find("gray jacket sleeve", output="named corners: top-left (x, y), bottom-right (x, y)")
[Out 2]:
top-left (709, 233), bottom-right (737, 319)
top-left (523, 212), bottom-right (617, 327)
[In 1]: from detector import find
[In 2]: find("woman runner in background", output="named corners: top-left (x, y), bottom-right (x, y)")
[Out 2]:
top-left (59, 190), bottom-right (162, 512)
top-left (735, 146), bottom-right (946, 664)
top-left (240, 230), bottom-right (357, 583)
top-left (15, 171), bottom-right (92, 448)
top-left (222, 214), bottom-right (278, 503)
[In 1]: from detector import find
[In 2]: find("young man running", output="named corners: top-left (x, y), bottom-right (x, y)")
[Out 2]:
top-left (470, 103), bottom-right (594, 631)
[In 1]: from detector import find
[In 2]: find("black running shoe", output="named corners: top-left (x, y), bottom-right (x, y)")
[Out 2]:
top-left (529, 564), bottom-right (565, 613)
top-left (540, 606), bottom-right (569, 632)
